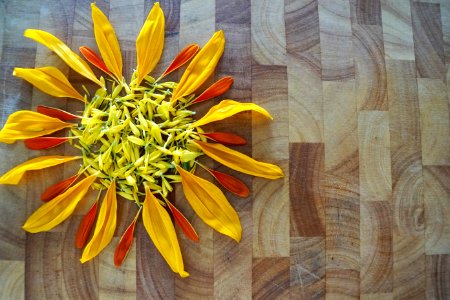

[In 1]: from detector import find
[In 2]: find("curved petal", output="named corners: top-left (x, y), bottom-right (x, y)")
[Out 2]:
top-left (208, 168), bottom-right (249, 198)
top-left (13, 67), bottom-right (84, 101)
top-left (24, 29), bottom-right (102, 86)
top-left (25, 137), bottom-right (69, 150)
top-left (0, 156), bottom-right (80, 185)
top-left (194, 141), bottom-right (284, 179)
top-left (165, 199), bottom-right (199, 242)
top-left (36, 105), bottom-right (80, 121)
top-left (136, 2), bottom-right (165, 85)
top-left (192, 76), bottom-right (233, 104)
top-left (41, 174), bottom-right (79, 201)
top-left (171, 30), bottom-right (225, 104)
top-left (91, 3), bottom-right (122, 81)
top-left (114, 208), bottom-right (140, 266)
top-left (0, 111), bottom-right (73, 144)
top-left (200, 132), bottom-right (246, 145)
top-left (191, 100), bottom-right (272, 128)
top-left (81, 181), bottom-right (117, 263)
top-left (176, 166), bottom-right (242, 242)
top-left (22, 174), bottom-right (97, 233)
top-left (79, 46), bottom-right (112, 76)
top-left (142, 184), bottom-right (189, 277)
top-left (161, 44), bottom-right (199, 78)
top-left (76, 199), bottom-right (99, 249)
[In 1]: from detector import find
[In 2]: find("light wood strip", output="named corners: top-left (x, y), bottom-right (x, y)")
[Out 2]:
top-left (360, 293), bottom-right (393, 300)
top-left (252, 65), bottom-right (289, 257)
top-left (326, 269), bottom-right (360, 299)
top-left (440, 0), bottom-right (450, 64)
top-left (98, 237), bottom-right (136, 300)
top-left (109, 0), bottom-right (144, 52)
top-left (358, 111), bottom-right (392, 202)
top-left (290, 237), bottom-right (325, 299)
top-left (412, 2), bottom-right (446, 80)
top-left (251, 0), bottom-right (286, 65)
top-left (286, 0), bottom-right (323, 143)
top-left (426, 254), bottom-right (450, 299)
top-left (290, 143), bottom-right (325, 237)
top-left (423, 166), bottom-right (450, 255)
top-left (252, 258), bottom-right (290, 299)
top-left (318, 0), bottom-right (354, 81)
top-left (418, 79), bottom-right (450, 165)
top-left (360, 201), bottom-right (393, 294)
top-left (214, 212), bottom-right (252, 300)
top-left (0, 261), bottom-right (24, 300)
top-left (352, 24), bottom-right (387, 110)
top-left (381, 0), bottom-right (415, 60)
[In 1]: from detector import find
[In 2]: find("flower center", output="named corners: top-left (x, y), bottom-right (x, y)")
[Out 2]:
top-left (70, 73), bottom-right (203, 203)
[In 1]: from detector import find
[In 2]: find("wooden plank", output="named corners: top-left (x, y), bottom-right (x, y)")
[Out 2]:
top-left (99, 237), bottom-right (136, 300)
top-left (251, 0), bottom-right (286, 65)
top-left (360, 201), bottom-right (393, 294)
top-left (252, 258), bottom-right (290, 299)
top-left (109, 0), bottom-right (144, 51)
top-left (326, 269), bottom-right (360, 299)
top-left (0, 261), bottom-right (24, 300)
top-left (351, 0), bottom-right (382, 25)
top-left (423, 166), bottom-right (450, 255)
top-left (412, 2), bottom-right (445, 80)
top-left (358, 111), bottom-right (392, 202)
top-left (286, 0), bottom-right (323, 143)
top-left (426, 254), bottom-right (450, 299)
top-left (290, 237), bottom-right (325, 299)
top-left (418, 79), bottom-right (450, 166)
top-left (252, 65), bottom-right (289, 257)
top-left (360, 293), bottom-right (393, 300)
top-left (381, 0), bottom-right (415, 60)
top-left (289, 143), bottom-right (325, 237)
top-left (319, 0), bottom-right (354, 81)
top-left (352, 24), bottom-right (388, 110)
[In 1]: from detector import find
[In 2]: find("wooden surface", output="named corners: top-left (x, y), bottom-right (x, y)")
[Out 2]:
top-left (0, 0), bottom-right (450, 299)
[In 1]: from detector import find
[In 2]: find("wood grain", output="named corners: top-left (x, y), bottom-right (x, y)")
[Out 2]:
top-left (0, 0), bottom-right (449, 299)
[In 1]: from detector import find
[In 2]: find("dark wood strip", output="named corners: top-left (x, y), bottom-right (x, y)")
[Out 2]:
top-left (0, 261), bottom-right (24, 299)
top-left (326, 269), bottom-right (360, 298)
top-left (252, 258), bottom-right (290, 299)
top-left (412, 2), bottom-right (445, 80)
top-left (351, 0), bottom-right (382, 26)
top-left (360, 201), bottom-right (393, 294)
top-left (290, 237), bottom-right (325, 299)
top-left (352, 24), bottom-right (387, 110)
top-left (290, 143), bottom-right (325, 237)
top-left (426, 254), bottom-right (450, 299)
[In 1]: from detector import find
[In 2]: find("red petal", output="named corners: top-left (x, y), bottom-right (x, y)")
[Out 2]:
top-left (201, 132), bottom-right (247, 145)
top-left (41, 174), bottom-right (78, 201)
top-left (161, 44), bottom-right (200, 78)
top-left (114, 210), bottom-right (140, 266)
top-left (192, 76), bottom-right (234, 104)
top-left (165, 200), bottom-right (199, 242)
top-left (25, 137), bottom-right (69, 150)
top-left (76, 201), bottom-right (99, 249)
top-left (209, 169), bottom-right (249, 198)
top-left (37, 105), bottom-right (80, 121)
top-left (79, 46), bottom-right (112, 76)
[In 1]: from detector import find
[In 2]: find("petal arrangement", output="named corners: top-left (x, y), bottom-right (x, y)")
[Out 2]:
top-left (0, 3), bottom-right (283, 276)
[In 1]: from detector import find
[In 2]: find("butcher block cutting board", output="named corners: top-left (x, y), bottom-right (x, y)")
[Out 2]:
top-left (0, 0), bottom-right (449, 299)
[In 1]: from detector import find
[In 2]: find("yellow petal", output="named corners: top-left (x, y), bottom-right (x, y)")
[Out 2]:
top-left (194, 141), bottom-right (284, 179)
top-left (0, 156), bottom-right (80, 185)
top-left (0, 110), bottom-right (73, 144)
top-left (23, 175), bottom-right (97, 233)
top-left (171, 30), bottom-right (225, 104)
top-left (24, 29), bottom-right (102, 86)
top-left (81, 181), bottom-right (117, 263)
top-left (142, 184), bottom-right (189, 277)
top-left (13, 67), bottom-right (85, 102)
top-left (91, 3), bottom-right (123, 81)
top-left (176, 166), bottom-right (242, 242)
top-left (191, 100), bottom-right (272, 128)
top-left (136, 2), bottom-right (165, 85)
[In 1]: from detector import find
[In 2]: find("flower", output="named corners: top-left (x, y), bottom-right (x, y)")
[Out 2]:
top-left (0, 2), bottom-right (283, 276)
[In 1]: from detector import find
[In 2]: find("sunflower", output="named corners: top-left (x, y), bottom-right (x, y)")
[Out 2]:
top-left (0, 2), bottom-right (283, 277)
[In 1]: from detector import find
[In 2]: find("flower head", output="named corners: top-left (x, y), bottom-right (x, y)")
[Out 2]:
top-left (0, 2), bottom-right (283, 276)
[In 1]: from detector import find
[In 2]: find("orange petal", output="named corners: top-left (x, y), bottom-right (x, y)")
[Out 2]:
top-left (79, 46), bottom-right (112, 76)
top-left (192, 76), bottom-right (234, 104)
top-left (76, 200), bottom-right (99, 249)
top-left (25, 137), bottom-right (69, 150)
top-left (165, 200), bottom-right (199, 242)
top-left (200, 132), bottom-right (246, 146)
top-left (41, 174), bottom-right (79, 202)
top-left (208, 169), bottom-right (249, 198)
top-left (37, 105), bottom-right (80, 121)
top-left (161, 44), bottom-right (199, 78)
top-left (114, 209), bottom-right (140, 266)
